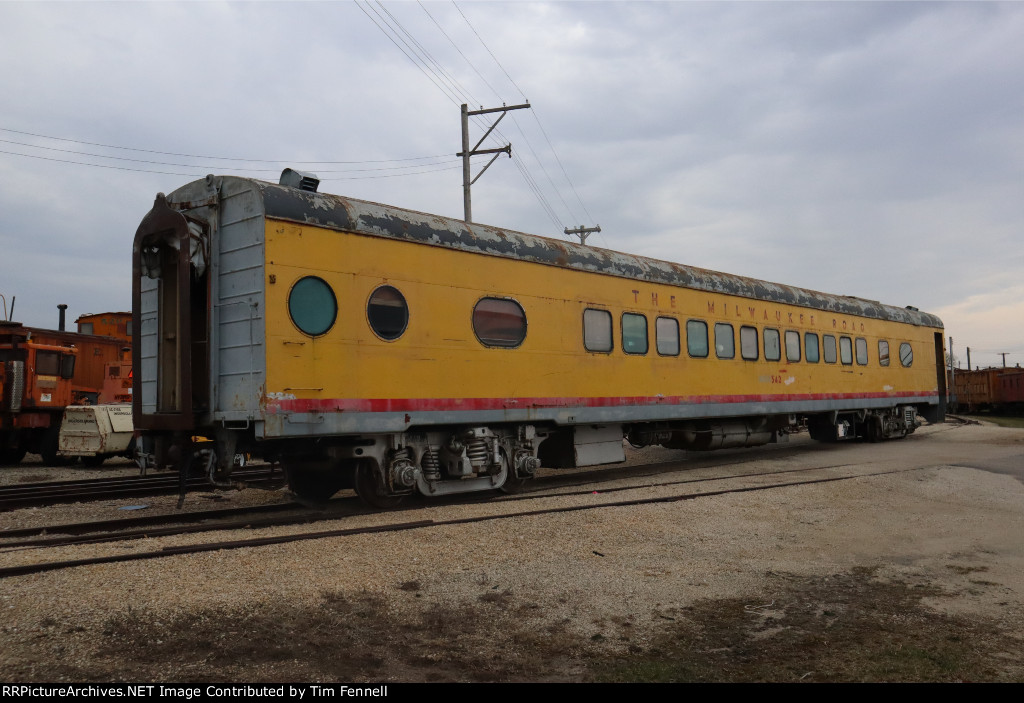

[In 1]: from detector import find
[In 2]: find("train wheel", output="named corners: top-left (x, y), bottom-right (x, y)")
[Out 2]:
top-left (354, 461), bottom-right (403, 510)
top-left (500, 477), bottom-right (529, 494)
top-left (82, 455), bottom-right (106, 468)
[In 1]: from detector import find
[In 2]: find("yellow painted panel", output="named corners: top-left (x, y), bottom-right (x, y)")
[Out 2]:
top-left (264, 221), bottom-right (941, 402)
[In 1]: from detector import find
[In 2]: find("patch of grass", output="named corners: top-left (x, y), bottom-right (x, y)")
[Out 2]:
top-left (964, 415), bottom-right (1024, 429)
top-left (5, 569), bottom-right (1022, 682)
top-left (595, 567), bottom-right (1022, 683)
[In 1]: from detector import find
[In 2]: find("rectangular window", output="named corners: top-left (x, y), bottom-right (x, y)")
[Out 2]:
top-left (785, 330), bottom-right (801, 362)
top-left (878, 340), bottom-right (890, 367)
top-left (60, 354), bottom-right (76, 380)
top-left (35, 351), bottom-right (60, 376)
top-left (840, 336), bottom-right (853, 365)
top-left (78, 322), bottom-right (94, 335)
top-left (715, 323), bottom-right (735, 359)
top-left (583, 309), bottom-right (612, 352)
top-left (764, 328), bottom-right (781, 362)
top-left (823, 335), bottom-right (837, 364)
top-left (687, 320), bottom-right (709, 358)
top-left (656, 317), bottom-right (680, 356)
top-left (740, 326), bottom-right (758, 360)
top-left (805, 333), bottom-right (820, 363)
top-left (855, 337), bottom-right (868, 365)
top-left (622, 313), bottom-right (648, 354)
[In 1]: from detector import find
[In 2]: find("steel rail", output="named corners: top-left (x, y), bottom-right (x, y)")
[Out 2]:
top-left (0, 465), bottom-right (935, 579)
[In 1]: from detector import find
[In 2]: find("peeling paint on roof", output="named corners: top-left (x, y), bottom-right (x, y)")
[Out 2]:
top-left (217, 177), bottom-right (941, 328)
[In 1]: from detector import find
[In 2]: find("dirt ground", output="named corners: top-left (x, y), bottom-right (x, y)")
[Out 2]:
top-left (1, 420), bottom-right (1023, 682)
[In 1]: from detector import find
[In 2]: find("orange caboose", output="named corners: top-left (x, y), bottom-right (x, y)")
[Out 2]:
top-left (76, 312), bottom-right (132, 344)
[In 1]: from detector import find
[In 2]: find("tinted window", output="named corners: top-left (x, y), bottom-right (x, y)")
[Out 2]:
top-left (367, 285), bottom-right (408, 341)
top-left (656, 317), bottom-right (680, 356)
top-left (879, 340), bottom-right (890, 367)
top-left (584, 309), bottom-right (613, 352)
top-left (824, 335), bottom-right (837, 364)
top-left (622, 313), bottom-right (648, 354)
top-left (805, 333), bottom-right (820, 363)
top-left (288, 276), bottom-right (337, 337)
top-left (740, 326), bottom-right (758, 360)
top-left (764, 328), bottom-right (781, 362)
top-left (687, 320), bottom-right (709, 358)
top-left (474, 298), bottom-right (526, 348)
top-left (855, 337), bottom-right (868, 365)
top-left (785, 330), bottom-right (801, 362)
top-left (715, 323), bottom-right (735, 359)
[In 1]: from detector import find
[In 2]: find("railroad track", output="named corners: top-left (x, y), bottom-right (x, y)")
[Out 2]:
top-left (0, 458), bottom-right (942, 579)
top-left (0, 465), bottom-right (285, 510)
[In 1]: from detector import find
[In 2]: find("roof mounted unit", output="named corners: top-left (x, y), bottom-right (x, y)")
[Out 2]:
top-left (279, 168), bottom-right (320, 193)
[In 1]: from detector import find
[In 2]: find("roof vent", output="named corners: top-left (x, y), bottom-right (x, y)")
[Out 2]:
top-left (280, 168), bottom-right (320, 193)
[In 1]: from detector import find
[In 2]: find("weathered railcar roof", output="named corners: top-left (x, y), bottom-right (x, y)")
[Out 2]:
top-left (224, 177), bottom-right (943, 328)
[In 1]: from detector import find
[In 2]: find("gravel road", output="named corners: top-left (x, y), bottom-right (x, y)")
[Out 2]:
top-left (1, 420), bottom-right (1022, 682)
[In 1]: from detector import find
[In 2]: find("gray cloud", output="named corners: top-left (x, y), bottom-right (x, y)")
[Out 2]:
top-left (1, 1), bottom-right (1021, 366)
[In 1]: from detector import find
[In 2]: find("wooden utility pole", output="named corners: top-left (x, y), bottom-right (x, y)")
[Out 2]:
top-left (564, 225), bottom-right (601, 245)
top-left (458, 102), bottom-right (530, 223)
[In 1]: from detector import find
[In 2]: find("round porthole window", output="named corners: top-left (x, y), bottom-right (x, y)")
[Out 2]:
top-left (288, 276), bottom-right (337, 337)
top-left (367, 285), bottom-right (409, 341)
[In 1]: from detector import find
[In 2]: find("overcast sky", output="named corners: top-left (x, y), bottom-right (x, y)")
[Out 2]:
top-left (1, 1), bottom-right (1021, 369)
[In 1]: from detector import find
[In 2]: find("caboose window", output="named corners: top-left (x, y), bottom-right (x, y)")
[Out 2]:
top-left (474, 298), bottom-right (526, 348)
top-left (785, 330), bottom-right (801, 362)
top-left (715, 323), bottom-right (735, 359)
top-left (656, 317), bottom-right (680, 356)
top-left (78, 322), bottom-right (94, 335)
top-left (764, 328), bottom-right (781, 362)
top-left (584, 309), bottom-right (613, 352)
top-left (622, 313), bottom-right (648, 355)
top-left (288, 276), bottom-right (337, 337)
top-left (367, 285), bottom-right (409, 341)
top-left (740, 326), bottom-right (758, 360)
top-left (839, 336), bottom-right (853, 365)
top-left (805, 333), bottom-right (820, 363)
top-left (899, 342), bottom-right (914, 367)
top-left (823, 335), bottom-right (837, 364)
top-left (878, 340), bottom-right (891, 366)
top-left (686, 320), bottom-right (709, 358)
top-left (855, 337), bottom-right (868, 365)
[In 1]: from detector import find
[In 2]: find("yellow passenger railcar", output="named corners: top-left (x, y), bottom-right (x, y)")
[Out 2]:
top-left (132, 170), bottom-right (945, 506)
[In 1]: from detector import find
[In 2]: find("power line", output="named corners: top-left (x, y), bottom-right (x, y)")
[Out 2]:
top-left (0, 126), bottom-right (448, 164)
top-left (1, 148), bottom-right (461, 180)
top-left (448, 1), bottom-right (597, 236)
top-left (419, 1), bottom-right (504, 103)
top-left (355, 0), bottom-right (464, 107)
top-left (0, 138), bottom-right (457, 173)
top-left (452, 1), bottom-right (528, 101)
